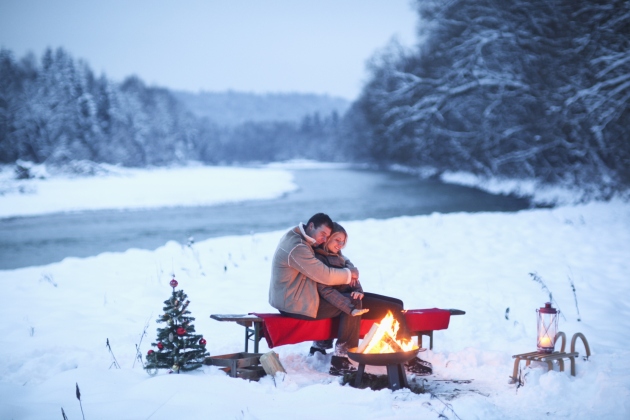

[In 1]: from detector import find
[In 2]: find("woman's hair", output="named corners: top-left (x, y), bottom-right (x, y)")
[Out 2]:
top-left (324, 222), bottom-right (347, 252)
top-left (331, 222), bottom-right (347, 237)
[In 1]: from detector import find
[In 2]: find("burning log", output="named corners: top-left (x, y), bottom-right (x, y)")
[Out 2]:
top-left (378, 331), bottom-right (404, 353)
top-left (357, 311), bottom-right (415, 354)
top-left (357, 323), bottom-right (380, 353)
top-left (363, 330), bottom-right (404, 354)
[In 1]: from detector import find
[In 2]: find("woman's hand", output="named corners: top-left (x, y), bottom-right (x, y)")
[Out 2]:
top-left (351, 291), bottom-right (364, 300)
top-left (349, 267), bottom-right (359, 287)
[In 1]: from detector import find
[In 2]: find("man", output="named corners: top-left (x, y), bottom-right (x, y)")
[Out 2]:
top-left (269, 213), bottom-right (360, 375)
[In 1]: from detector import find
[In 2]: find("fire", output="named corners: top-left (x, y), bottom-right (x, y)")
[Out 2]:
top-left (357, 311), bottom-right (416, 354)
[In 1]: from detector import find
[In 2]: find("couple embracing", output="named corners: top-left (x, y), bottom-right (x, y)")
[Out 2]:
top-left (268, 213), bottom-right (428, 376)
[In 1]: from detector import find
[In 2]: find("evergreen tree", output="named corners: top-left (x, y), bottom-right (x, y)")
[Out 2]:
top-left (145, 278), bottom-right (209, 374)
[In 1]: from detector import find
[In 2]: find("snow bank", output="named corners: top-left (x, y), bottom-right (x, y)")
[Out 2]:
top-left (439, 171), bottom-right (587, 206)
top-left (0, 163), bottom-right (296, 218)
top-left (1, 196), bottom-right (629, 419)
top-left (1, 162), bottom-right (628, 418)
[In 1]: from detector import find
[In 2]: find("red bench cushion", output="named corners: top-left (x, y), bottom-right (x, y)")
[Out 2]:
top-left (251, 308), bottom-right (451, 348)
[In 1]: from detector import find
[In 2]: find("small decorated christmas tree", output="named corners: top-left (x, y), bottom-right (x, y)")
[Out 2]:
top-left (145, 278), bottom-right (209, 374)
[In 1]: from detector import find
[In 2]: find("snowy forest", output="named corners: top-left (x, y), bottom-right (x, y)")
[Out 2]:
top-left (1, 0), bottom-right (629, 194)
top-left (173, 90), bottom-right (349, 126)
top-left (0, 48), bottom-right (346, 166)
top-left (346, 0), bottom-right (630, 193)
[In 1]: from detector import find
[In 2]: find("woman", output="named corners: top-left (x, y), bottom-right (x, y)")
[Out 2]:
top-left (314, 223), bottom-right (370, 317)
top-left (311, 223), bottom-right (412, 351)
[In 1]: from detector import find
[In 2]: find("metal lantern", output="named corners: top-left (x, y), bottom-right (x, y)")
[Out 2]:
top-left (536, 302), bottom-right (559, 353)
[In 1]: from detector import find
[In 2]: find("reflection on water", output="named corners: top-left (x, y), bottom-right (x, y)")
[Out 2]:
top-left (0, 168), bottom-right (530, 269)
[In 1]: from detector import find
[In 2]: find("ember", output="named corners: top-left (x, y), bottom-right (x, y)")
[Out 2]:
top-left (357, 311), bottom-right (416, 353)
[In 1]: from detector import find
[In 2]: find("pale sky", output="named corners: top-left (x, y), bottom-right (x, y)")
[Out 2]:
top-left (0, 0), bottom-right (419, 100)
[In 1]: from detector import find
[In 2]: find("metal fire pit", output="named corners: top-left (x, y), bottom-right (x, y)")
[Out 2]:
top-left (347, 347), bottom-right (420, 390)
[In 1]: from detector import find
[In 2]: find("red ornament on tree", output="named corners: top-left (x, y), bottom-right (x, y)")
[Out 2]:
top-left (177, 327), bottom-right (186, 336)
top-left (157, 342), bottom-right (164, 350)
top-left (147, 349), bottom-right (154, 355)
top-left (170, 279), bottom-right (178, 288)
top-left (199, 338), bottom-right (207, 346)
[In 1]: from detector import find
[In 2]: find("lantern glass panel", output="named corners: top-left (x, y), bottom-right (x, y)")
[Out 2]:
top-left (536, 303), bottom-right (559, 353)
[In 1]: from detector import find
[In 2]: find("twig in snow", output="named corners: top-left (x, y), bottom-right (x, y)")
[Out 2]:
top-left (186, 237), bottom-right (204, 270)
top-left (528, 272), bottom-right (566, 320)
top-left (134, 345), bottom-right (142, 368)
top-left (106, 338), bottom-right (120, 369)
top-left (514, 367), bottom-right (526, 393)
top-left (145, 391), bottom-right (179, 419)
top-left (61, 407), bottom-right (68, 420)
top-left (568, 274), bottom-right (582, 322)
top-left (422, 393), bottom-right (462, 420)
top-left (76, 382), bottom-right (86, 420)
top-left (529, 271), bottom-right (553, 301)
top-left (40, 273), bottom-right (58, 287)
top-left (133, 315), bottom-right (152, 368)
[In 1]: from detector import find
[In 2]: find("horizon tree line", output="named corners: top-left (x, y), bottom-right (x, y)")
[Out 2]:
top-left (1, 0), bottom-right (628, 195)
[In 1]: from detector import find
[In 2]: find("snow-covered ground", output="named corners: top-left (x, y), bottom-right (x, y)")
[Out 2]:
top-left (1, 162), bottom-right (629, 419)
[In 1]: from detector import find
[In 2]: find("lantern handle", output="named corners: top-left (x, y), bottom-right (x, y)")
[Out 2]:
top-left (570, 332), bottom-right (591, 360)
top-left (554, 331), bottom-right (567, 352)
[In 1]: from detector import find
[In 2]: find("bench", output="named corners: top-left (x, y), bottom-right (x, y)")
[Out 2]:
top-left (211, 308), bottom-right (465, 353)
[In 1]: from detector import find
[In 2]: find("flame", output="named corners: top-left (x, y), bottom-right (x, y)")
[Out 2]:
top-left (359, 311), bottom-right (416, 353)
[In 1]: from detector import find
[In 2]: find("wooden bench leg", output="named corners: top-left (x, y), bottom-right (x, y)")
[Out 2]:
top-left (511, 357), bottom-right (522, 382)
top-left (570, 356), bottom-right (576, 376)
top-left (557, 358), bottom-right (565, 373)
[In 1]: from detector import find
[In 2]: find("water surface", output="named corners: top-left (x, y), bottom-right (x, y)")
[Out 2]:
top-left (0, 168), bottom-right (530, 269)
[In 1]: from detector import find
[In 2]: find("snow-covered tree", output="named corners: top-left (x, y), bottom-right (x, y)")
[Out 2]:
top-left (350, 0), bottom-right (630, 193)
top-left (0, 48), bottom-right (205, 166)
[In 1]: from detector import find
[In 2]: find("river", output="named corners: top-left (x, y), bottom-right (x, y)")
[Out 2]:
top-left (0, 167), bottom-right (531, 270)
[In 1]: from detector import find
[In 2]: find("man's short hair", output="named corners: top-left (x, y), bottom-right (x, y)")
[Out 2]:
top-left (307, 213), bottom-right (333, 231)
